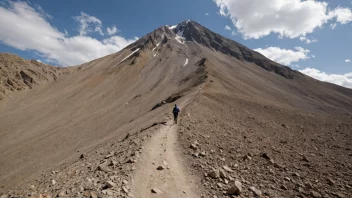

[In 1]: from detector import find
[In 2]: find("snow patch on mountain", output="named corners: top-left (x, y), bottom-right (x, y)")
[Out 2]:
top-left (175, 30), bottom-right (185, 44)
top-left (114, 48), bottom-right (140, 67)
top-left (184, 58), bottom-right (188, 67)
top-left (152, 42), bottom-right (161, 52)
top-left (168, 25), bottom-right (177, 30)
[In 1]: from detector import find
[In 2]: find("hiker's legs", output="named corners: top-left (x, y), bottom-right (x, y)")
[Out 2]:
top-left (174, 113), bottom-right (178, 124)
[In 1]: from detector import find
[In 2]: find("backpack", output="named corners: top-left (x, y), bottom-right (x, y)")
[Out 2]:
top-left (173, 106), bottom-right (179, 113)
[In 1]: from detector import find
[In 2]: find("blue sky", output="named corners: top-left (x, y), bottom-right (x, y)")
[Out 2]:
top-left (0, 0), bottom-right (351, 88)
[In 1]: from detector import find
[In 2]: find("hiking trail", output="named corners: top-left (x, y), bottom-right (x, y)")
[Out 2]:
top-left (132, 120), bottom-right (198, 198)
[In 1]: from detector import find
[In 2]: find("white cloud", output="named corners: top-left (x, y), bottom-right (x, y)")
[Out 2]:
top-left (299, 36), bottom-right (317, 44)
top-left (0, 1), bottom-right (137, 66)
top-left (254, 46), bottom-right (310, 65)
top-left (330, 23), bottom-right (337, 29)
top-left (299, 68), bottom-right (352, 88)
top-left (205, 13), bottom-right (209, 16)
top-left (107, 25), bottom-right (118, 35)
top-left (329, 7), bottom-right (352, 24)
top-left (214, 0), bottom-right (352, 39)
top-left (345, 59), bottom-right (351, 63)
top-left (231, 30), bottom-right (237, 36)
top-left (74, 12), bottom-right (104, 36)
top-left (225, 25), bottom-right (231, 31)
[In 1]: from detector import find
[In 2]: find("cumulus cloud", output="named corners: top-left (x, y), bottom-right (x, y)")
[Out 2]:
top-left (107, 25), bottom-right (118, 35)
top-left (214, 0), bottom-right (352, 39)
top-left (0, 1), bottom-right (137, 66)
top-left (329, 7), bottom-right (352, 24)
top-left (345, 59), bottom-right (351, 63)
top-left (254, 46), bottom-right (311, 65)
top-left (299, 68), bottom-right (352, 88)
top-left (224, 25), bottom-right (231, 31)
top-left (205, 13), bottom-right (209, 16)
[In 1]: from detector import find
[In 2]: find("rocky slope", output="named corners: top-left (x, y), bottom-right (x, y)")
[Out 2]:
top-left (0, 53), bottom-right (72, 100)
top-left (0, 20), bottom-right (351, 198)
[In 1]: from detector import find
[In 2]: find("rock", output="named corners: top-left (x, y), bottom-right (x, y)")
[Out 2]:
top-left (58, 190), bottom-right (66, 197)
top-left (281, 185), bottom-right (288, 190)
top-left (336, 192), bottom-right (345, 198)
top-left (126, 158), bottom-right (137, 163)
top-left (199, 151), bottom-right (207, 157)
top-left (122, 180), bottom-right (128, 185)
top-left (102, 189), bottom-right (113, 196)
top-left (192, 153), bottom-right (199, 157)
top-left (217, 183), bottom-right (222, 188)
top-left (79, 153), bottom-right (85, 159)
top-left (249, 186), bottom-right (262, 196)
top-left (327, 178), bottom-right (335, 186)
top-left (122, 186), bottom-right (129, 193)
top-left (311, 191), bottom-right (322, 198)
top-left (296, 187), bottom-right (305, 194)
top-left (151, 188), bottom-right (163, 194)
top-left (157, 166), bottom-right (164, 170)
top-left (0, 195), bottom-right (8, 198)
top-left (226, 180), bottom-right (242, 195)
top-left (51, 180), bottom-right (56, 185)
top-left (222, 165), bottom-right (233, 173)
top-left (109, 160), bottom-right (118, 166)
top-left (90, 192), bottom-right (97, 198)
top-left (224, 179), bottom-right (229, 184)
top-left (305, 182), bottom-right (313, 189)
top-left (219, 169), bottom-right (227, 179)
top-left (273, 162), bottom-right (284, 169)
top-left (243, 155), bottom-right (252, 160)
top-left (30, 185), bottom-right (35, 189)
top-left (105, 181), bottom-right (116, 188)
top-left (284, 177), bottom-right (291, 182)
top-left (190, 144), bottom-right (198, 150)
top-left (302, 156), bottom-right (310, 162)
top-left (208, 169), bottom-right (220, 179)
top-left (261, 153), bottom-right (271, 160)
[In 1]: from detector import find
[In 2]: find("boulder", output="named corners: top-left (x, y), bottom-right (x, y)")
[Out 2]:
top-left (226, 180), bottom-right (242, 195)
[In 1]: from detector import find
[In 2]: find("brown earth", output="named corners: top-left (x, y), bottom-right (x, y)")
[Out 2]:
top-left (0, 53), bottom-right (73, 100)
top-left (0, 20), bottom-right (351, 198)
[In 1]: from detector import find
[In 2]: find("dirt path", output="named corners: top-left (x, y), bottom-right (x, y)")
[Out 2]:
top-left (132, 120), bottom-right (199, 198)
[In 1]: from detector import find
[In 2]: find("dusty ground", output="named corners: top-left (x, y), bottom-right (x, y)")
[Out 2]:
top-left (132, 120), bottom-right (199, 198)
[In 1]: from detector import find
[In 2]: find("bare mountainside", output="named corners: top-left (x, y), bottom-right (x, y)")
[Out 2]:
top-left (0, 20), bottom-right (351, 198)
top-left (0, 53), bottom-right (73, 100)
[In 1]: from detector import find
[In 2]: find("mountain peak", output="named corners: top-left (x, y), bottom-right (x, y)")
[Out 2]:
top-left (127, 20), bottom-right (296, 79)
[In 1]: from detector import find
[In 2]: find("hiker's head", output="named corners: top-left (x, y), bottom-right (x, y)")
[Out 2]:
top-left (175, 104), bottom-right (177, 107)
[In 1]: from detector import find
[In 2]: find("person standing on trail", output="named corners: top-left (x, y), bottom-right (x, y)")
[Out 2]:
top-left (173, 104), bottom-right (180, 124)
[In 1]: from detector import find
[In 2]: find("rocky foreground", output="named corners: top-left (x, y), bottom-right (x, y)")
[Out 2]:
top-left (178, 94), bottom-right (352, 198)
top-left (0, 121), bottom-right (169, 198)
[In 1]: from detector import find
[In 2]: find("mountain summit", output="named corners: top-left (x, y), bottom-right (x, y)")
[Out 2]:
top-left (0, 21), bottom-right (351, 197)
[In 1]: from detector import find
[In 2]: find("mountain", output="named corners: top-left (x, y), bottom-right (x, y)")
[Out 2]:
top-left (0, 53), bottom-right (72, 100)
top-left (0, 20), bottom-right (351, 197)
